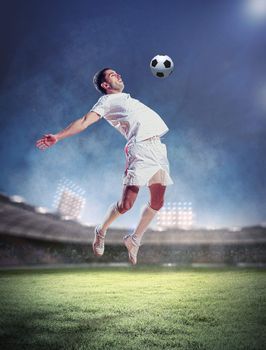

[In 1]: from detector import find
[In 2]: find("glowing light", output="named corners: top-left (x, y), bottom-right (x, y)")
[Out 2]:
top-left (9, 195), bottom-right (25, 203)
top-left (35, 206), bottom-right (49, 214)
top-left (54, 178), bottom-right (86, 220)
top-left (229, 226), bottom-right (241, 232)
top-left (156, 201), bottom-right (195, 229)
top-left (244, 0), bottom-right (266, 20)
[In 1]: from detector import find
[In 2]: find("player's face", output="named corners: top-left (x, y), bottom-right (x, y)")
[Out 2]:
top-left (103, 69), bottom-right (124, 92)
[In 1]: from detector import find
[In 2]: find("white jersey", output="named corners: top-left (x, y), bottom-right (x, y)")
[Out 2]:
top-left (90, 92), bottom-right (169, 142)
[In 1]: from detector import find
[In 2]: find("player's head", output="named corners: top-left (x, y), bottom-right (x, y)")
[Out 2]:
top-left (93, 68), bottom-right (124, 94)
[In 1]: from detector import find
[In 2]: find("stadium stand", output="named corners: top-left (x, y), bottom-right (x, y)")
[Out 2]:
top-left (0, 193), bottom-right (266, 267)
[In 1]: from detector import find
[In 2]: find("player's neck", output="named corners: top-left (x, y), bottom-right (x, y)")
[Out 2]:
top-left (107, 91), bottom-right (122, 94)
top-left (106, 87), bottom-right (124, 95)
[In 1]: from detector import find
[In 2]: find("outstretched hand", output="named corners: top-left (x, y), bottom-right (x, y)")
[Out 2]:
top-left (36, 134), bottom-right (58, 150)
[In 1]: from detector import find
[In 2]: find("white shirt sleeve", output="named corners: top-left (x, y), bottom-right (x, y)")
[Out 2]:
top-left (90, 95), bottom-right (109, 118)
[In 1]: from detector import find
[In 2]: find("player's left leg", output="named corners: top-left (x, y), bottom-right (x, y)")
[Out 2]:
top-left (124, 178), bottom-right (166, 265)
top-left (132, 183), bottom-right (166, 244)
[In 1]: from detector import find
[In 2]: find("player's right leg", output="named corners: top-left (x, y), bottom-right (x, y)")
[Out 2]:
top-left (124, 173), bottom-right (167, 265)
top-left (93, 185), bottom-right (139, 256)
top-left (117, 185), bottom-right (139, 214)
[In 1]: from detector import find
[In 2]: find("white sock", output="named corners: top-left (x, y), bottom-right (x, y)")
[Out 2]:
top-left (132, 204), bottom-right (157, 244)
top-left (98, 202), bottom-right (121, 236)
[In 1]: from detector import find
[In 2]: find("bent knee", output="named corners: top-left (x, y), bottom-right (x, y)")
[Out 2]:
top-left (149, 199), bottom-right (164, 211)
top-left (117, 200), bottom-right (135, 214)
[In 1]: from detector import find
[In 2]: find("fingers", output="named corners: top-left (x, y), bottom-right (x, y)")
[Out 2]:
top-left (36, 133), bottom-right (57, 150)
top-left (36, 141), bottom-right (48, 150)
top-left (36, 143), bottom-right (48, 150)
top-left (36, 137), bottom-right (52, 150)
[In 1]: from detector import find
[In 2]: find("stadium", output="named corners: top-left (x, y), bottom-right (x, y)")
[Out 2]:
top-left (1, 0), bottom-right (266, 349)
top-left (1, 193), bottom-right (266, 267)
top-left (1, 193), bottom-right (265, 349)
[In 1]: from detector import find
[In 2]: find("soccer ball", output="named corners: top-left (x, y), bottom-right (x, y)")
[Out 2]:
top-left (150, 54), bottom-right (174, 78)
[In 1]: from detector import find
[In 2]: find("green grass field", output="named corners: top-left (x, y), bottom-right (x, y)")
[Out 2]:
top-left (0, 266), bottom-right (265, 350)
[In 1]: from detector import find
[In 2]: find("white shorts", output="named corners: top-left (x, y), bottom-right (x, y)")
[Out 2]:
top-left (122, 136), bottom-right (174, 187)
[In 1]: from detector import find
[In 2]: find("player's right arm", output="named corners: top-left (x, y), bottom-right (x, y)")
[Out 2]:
top-left (36, 111), bottom-right (100, 150)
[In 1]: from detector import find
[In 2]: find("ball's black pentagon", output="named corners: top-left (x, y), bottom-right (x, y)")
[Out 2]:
top-left (164, 60), bottom-right (171, 68)
top-left (151, 59), bottom-right (158, 67)
top-left (156, 72), bottom-right (164, 78)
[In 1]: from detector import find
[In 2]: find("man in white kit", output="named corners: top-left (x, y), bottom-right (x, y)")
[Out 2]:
top-left (36, 68), bottom-right (173, 265)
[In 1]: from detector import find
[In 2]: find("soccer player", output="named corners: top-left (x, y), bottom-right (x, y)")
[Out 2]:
top-left (36, 68), bottom-right (173, 264)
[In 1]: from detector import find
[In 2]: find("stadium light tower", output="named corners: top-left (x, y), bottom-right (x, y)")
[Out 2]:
top-left (53, 178), bottom-right (86, 221)
top-left (156, 201), bottom-right (195, 231)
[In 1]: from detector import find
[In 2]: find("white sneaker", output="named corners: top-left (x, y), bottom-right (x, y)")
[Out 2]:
top-left (92, 225), bottom-right (105, 257)
top-left (124, 235), bottom-right (140, 265)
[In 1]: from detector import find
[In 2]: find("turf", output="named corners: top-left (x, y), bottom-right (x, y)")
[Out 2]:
top-left (0, 266), bottom-right (265, 350)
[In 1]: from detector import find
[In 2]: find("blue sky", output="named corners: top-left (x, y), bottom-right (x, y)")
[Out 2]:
top-left (1, 0), bottom-right (266, 228)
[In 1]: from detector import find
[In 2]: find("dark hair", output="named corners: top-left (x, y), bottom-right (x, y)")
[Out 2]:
top-left (93, 67), bottom-right (111, 94)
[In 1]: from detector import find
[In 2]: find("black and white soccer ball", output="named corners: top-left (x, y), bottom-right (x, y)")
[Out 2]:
top-left (150, 55), bottom-right (174, 78)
